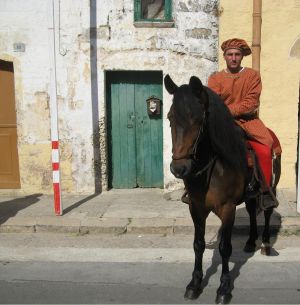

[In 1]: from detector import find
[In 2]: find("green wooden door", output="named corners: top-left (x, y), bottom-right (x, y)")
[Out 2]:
top-left (107, 71), bottom-right (163, 188)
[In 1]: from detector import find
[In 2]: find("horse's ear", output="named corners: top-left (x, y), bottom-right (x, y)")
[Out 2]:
top-left (189, 76), bottom-right (203, 98)
top-left (164, 74), bottom-right (178, 94)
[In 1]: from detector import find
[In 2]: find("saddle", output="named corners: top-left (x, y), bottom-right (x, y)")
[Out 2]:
top-left (181, 129), bottom-right (282, 209)
top-left (245, 128), bottom-right (282, 211)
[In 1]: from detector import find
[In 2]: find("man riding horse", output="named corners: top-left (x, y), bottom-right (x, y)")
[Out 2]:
top-left (183, 38), bottom-right (281, 209)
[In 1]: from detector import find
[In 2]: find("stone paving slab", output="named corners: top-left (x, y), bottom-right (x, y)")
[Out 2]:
top-left (0, 188), bottom-right (299, 235)
top-left (0, 215), bottom-right (299, 236)
top-left (173, 218), bottom-right (194, 234)
top-left (127, 218), bottom-right (174, 234)
top-left (280, 217), bottom-right (300, 235)
top-left (0, 217), bottom-right (36, 233)
top-left (35, 217), bottom-right (81, 234)
top-left (80, 217), bottom-right (128, 234)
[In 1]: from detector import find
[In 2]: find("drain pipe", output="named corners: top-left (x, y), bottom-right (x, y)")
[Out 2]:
top-left (48, 0), bottom-right (63, 215)
top-left (252, 0), bottom-right (262, 71)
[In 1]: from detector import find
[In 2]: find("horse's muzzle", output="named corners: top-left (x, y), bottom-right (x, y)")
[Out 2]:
top-left (170, 159), bottom-right (194, 179)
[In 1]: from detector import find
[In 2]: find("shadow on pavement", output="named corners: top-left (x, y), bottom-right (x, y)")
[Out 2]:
top-left (201, 206), bottom-right (282, 303)
top-left (62, 194), bottom-right (99, 215)
top-left (0, 193), bottom-right (43, 225)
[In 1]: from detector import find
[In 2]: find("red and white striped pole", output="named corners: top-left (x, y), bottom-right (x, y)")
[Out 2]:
top-left (51, 140), bottom-right (62, 215)
top-left (48, 0), bottom-right (63, 215)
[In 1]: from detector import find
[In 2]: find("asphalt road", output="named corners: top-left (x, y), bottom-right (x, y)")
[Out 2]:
top-left (0, 233), bottom-right (299, 304)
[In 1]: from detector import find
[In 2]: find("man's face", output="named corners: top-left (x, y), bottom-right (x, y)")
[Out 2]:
top-left (223, 48), bottom-right (243, 71)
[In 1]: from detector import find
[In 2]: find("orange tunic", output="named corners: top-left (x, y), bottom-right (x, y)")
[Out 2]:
top-left (208, 67), bottom-right (274, 149)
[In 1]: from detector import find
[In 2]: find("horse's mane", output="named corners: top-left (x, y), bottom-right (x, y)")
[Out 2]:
top-left (205, 87), bottom-right (247, 172)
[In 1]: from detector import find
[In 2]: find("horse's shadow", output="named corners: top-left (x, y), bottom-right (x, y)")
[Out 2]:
top-left (0, 193), bottom-right (43, 225)
top-left (201, 206), bottom-right (281, 302)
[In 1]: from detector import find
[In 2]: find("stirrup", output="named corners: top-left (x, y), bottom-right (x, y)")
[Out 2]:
top-left (258, 191), bottom-right (279, 211)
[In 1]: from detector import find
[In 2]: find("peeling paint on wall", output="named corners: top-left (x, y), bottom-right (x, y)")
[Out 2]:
top-left (185, 28), bottom-right (212, 39)
top-left (98, 0), bottom-right (218, 191)
top-left (99, 116), bottom-right (108, 191)
top-left (18, 143), bottom-right (52, 193)
top-left (0, 0), bottom-right (218, 194)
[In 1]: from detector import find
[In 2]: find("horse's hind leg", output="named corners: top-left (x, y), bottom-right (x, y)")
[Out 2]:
top-left (244, 199), bottom-right (258, 252)
top-left (184, 206), bottom-right (206, 300)
top-left (216, 206), bottom-right (235, 304)
top-left (261, 208), bottom-right (273, 255)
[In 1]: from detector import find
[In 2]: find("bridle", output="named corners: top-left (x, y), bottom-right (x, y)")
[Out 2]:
top-left (190, 110), bottom-right (207, 161)
top-left (171, 91), bottom-right (217, 178)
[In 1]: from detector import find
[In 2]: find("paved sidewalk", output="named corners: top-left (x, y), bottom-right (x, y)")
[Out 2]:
top-left (0, 188), bottom-right (299, 235)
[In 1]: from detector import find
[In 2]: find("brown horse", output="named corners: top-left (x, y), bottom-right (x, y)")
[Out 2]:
top-left (164, 74), bottom-right (281, 303)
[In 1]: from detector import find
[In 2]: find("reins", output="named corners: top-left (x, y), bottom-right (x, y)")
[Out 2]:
top-left (194, 156), bottom-right (217, 177)
top-left (171, 110), bottom-right (206, 162)
top-left (172, 90), bottom-right (217, 178)
top-left (191, 110), bottom-right (206, 160)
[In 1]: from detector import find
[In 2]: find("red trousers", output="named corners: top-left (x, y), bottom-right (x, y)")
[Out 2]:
top-left (248, 140), bottom-right (272, 187)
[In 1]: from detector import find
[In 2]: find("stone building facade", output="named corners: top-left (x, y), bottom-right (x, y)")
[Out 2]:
top-left (0, 0), bottom-right (219, 195)
top-left (1, 0), bottom-right (299, 196)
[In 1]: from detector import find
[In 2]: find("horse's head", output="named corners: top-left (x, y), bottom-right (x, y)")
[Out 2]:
top-left (164, 74), bottom-right (209, 179)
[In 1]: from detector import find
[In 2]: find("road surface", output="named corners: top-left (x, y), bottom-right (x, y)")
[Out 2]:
top-left (0, 232), bottom-right (299, 304)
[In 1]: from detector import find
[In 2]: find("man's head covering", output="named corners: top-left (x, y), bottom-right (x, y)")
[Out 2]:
top-left (221, 38), bottom-right (252, 56)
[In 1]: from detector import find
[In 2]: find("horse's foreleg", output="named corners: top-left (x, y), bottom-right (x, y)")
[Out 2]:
top-left (184, 207), bottom-right (206, 300)
top-left (244, 199), bottom-right (258, 252)
top-left (216, 210), bottom-right (234, 304)
top-left (261, 208), bottom-right (273, 255)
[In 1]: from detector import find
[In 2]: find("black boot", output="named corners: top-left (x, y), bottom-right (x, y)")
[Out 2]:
top-left (244, 180), bottom-right (260, 202)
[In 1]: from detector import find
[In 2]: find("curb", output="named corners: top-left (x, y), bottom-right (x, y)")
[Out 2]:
top-left (1, 216), bottom-right (300, 235)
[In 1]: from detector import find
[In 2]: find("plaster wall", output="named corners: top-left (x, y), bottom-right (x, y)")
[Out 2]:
top-left (0, 0), bottom-right (219, 194)
top-left (218, 0), bottom-right (300, 189)
top-left (96, 0), bottom-right (219, 190)
top-left (0, 0), bottom-right (95, 195)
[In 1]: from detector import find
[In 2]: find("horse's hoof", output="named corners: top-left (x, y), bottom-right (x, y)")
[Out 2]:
top-left (184, 287), bottom-right (202, 300)
top-left (261, 246), bottom-right (271, 256)
top-left (261, 242), bottom-right (271, 255)
top-left (215, 293), bottom-right (232, 304)
top-left (243, 243), bottom-right (256, 253)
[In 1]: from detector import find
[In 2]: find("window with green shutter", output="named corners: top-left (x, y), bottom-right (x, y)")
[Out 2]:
top-left (134, 0), bottom-right (174, 27)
